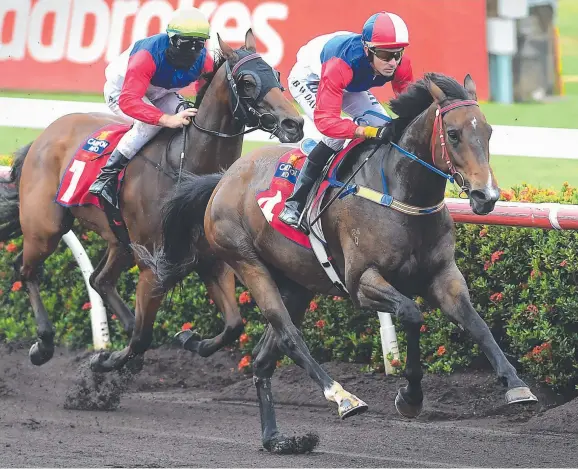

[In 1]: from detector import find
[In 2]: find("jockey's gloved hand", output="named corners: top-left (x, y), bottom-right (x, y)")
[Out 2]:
top-left (355, 124), bottom-right (395, 143)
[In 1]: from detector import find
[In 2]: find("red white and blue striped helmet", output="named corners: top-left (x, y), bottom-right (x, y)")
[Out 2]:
top-left (362, 11), bottom-right (409, 49)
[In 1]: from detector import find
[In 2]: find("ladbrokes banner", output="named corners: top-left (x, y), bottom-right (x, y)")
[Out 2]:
top-left (0, 0), bottom-right (489, 100)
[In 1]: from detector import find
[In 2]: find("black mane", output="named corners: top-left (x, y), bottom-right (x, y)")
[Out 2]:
top-left (389, 72), bottom-right (470, 122)
top-left (193, 50), bottom-right (227, 107)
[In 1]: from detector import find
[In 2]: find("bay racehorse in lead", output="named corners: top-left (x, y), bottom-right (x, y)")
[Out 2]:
top-left (141, 73), bottom-right (539, 453)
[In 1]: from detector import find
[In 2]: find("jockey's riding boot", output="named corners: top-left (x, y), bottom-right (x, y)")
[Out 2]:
top-left (89, 149), bottom-right (130, 208)
top-left (278, 141), bottom-right (334, 231)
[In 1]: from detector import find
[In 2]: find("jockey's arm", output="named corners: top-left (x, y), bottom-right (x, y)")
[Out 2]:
top-left (313, 58), bottom-right (359, 140)
top-left (118, 50), bottom-right (165, 125)
top-left (391, 55), bottom-right (414, 96)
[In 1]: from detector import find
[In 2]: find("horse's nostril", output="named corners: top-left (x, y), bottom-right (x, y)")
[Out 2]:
top-left (470, 189), bottom-right (490, 202)
top-left (281, 118), bottom-right (299, 134)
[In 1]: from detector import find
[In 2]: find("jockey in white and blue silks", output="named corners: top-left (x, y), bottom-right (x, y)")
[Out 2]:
top-left (89, 7), bottom-right (213, 207)
top-left (279, 11), bottom-right (414, 231)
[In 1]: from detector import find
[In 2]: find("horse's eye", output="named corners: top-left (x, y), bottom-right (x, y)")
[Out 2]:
top-left (447, 129), bottom-right (459, 144)
top-left (243, 79), bottom-right (255, 89)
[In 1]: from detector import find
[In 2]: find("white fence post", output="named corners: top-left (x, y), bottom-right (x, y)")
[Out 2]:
top-left (377, 311), bottom-right (400, 375)
top-left (61, 231), bottom-right (110, 350)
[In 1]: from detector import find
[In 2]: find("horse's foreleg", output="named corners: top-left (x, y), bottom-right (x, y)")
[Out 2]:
top-left (232, 258), bottom-right (367, 419)
top-left (356, 268), bottom-right (424, 418)
top-left (427, 262), bottom-right (538, 405)
top-left (90, 267), bottom-right (162, 373)
top-left (176, 260), bottom-right (244, 357)
top-left (89, 243), bottom-right (135, 334)
top-left (252, 276), bottom-right (318, 454)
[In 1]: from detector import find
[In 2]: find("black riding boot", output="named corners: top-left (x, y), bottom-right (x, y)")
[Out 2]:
top-left (278, 141), bottom-right (334, 231)
top-left (88, 149), bottom-right (130, 208)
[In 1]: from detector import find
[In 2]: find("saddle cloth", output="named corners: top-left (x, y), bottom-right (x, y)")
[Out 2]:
top-left (256, 138), bottom-right (364, 249)
top-left (55, 123), bottom-right (131, 210)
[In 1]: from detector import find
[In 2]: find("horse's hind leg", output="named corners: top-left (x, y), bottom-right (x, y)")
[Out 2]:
top-left (233, 257), bottom-right (367, 419)
top-left (89, 243), bottom-right (135, 334)
top-left (252, 276), bottom-right (319, 454)
top-left (176, 259), bottom-right (244, 357)
top-left (427, 262), bottom-right (537, 405)
top-left (356, 268), bottom-right (425, 418)
top-left (19, 207), bottom-right (74, 366)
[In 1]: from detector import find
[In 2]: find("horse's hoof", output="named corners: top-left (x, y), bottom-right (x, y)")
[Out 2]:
top-left (175, 329), bottom-right (202, 352)
top-left (395, 389), bottom-right (423, 419)
top-left (338, 396), bottom-right (368, 419)
top-left (29, 342), bottom-right (54, 366)
top-left (90, 352), bottom-right (111, 373)
top-left (264, 433), bottom-right (319, 454)
top-left (506, 387), bottom-right (538, 405)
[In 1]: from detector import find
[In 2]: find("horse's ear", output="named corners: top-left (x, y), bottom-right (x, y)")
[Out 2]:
top-left (464, 74), bottom-right (478, 101)
top-left (244, 28), bottom-right (257, 52)
top-left (217, 33), bottom-right (235, 59)
top-left (427, 79), bottom-right (446, 104)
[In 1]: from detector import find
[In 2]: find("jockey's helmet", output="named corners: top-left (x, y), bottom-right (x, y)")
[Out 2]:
top-left (362, 12), bottom-right (409, 50)
top-left (166, 7), bottom-right (211, 40)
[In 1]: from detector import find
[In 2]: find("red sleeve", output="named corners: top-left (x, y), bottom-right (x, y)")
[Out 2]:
top-left (313, 57), bottom-right (358, 139)
top-left (392, 56), bottom-right (414, 96)
top-left (118, 50), bottom-right (164, 125)
top-left (192, 52), bottom-right (214, 95)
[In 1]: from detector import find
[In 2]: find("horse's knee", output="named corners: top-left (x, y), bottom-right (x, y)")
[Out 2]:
top-left (397, 299), bottom-right (423, 327)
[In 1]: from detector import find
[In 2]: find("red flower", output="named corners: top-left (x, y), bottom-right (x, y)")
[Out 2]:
top-left (490, 292), bottom-right (503, 302)
top-left (420, 324), bottom-right (428, 333)
top-left (239, 291), bottom-right (251, 304)
top-left (491, 250), bottom-right (504, 263)
top-left (11, 281), bottom-right (22, 292)
top-left (209, 299), bottom-right (214, 305)
top-left (238, 355), bottom-right (251, 371)
top-left (81, 302), bottom-right (91, 310)
top-left (502, 191), bottom-right (513, 201)
top-left (559, 260), bottom-right (568, 267)
top-left (315, 319), bottom-right (326, 329)
top-left (111, 314), bottom-right (117, 320)
top-left (545, 376), bottom-right (552, 384)
top-left (526, 304), bottom-right (539, 315)
top-left (483, 261), bottom-right (491, 271)
top-left (390, 359), bottom-right (401, 367)
top-left (479, 228), bottom-right (488, 238)
top-left (309, 300), bottom-right (319, 312)
top-left (332, 296), bottom-right (342, 301)
top-left (436, 345), bottom-right (446, 356)
top-left (242, 318), bottom-right (247, 324)
top-left (239, 333), bottom-right (249, 345)
top-left (81, 234), bottom-right (89, 241)
top-left (0, 289), bottom-right (3, 296)
top-left (6, 242), bottom-right (17, 253)
top-left (530, 270), bottom-right (540, 279)
top-left (181, 322), bottom-right (193, 331)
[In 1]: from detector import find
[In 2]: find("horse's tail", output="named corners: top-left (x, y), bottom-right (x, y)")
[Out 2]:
top-left (133, 171), bottom-right (223, 287)
top-left (0, 142), bottom-right (33, 241)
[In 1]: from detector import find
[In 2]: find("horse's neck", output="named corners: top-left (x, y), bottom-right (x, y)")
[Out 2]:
top-left (184, 69), bottom-right (243, 173)
top-left (379, 106), bottom-right (447, 206)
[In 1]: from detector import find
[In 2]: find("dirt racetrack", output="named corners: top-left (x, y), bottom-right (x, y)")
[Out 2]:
top-left (1, 342), bottom-right (577, 467)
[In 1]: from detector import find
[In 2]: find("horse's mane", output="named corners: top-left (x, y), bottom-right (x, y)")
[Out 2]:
top-left (389, 72), bottom-right (470, 128)
top-left (194, 50), bottom-right (227, 107)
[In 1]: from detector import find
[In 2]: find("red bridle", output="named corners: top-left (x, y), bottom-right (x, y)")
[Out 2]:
top-left (430, 99), bottom-right (479, 177)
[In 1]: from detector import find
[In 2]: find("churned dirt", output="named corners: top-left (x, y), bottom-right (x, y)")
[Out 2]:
top-left (1, 342), bottom-right (577, 467)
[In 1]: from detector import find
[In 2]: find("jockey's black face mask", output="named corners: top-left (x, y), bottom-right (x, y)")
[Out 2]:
top-left (166, 36), bottom-right (206, 69)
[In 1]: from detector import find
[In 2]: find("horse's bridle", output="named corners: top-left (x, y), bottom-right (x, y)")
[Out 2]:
top-left (191, 52), bottom-right (284, 139)
top-left (431, 99), bottom-right (479, 197)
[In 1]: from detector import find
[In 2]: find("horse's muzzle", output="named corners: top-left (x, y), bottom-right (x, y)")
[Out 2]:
top-left (469, 188), bottom-right (500, 215)
top-left (277, 117), bottom-right (304, 143)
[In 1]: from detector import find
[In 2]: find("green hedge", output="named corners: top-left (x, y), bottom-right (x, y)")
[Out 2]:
top-left (0, 183), bottom-right (576, 391)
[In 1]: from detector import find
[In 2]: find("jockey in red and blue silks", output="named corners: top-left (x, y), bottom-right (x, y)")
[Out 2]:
top-left (89, 7), bottom-right (213, 207)
top-left (279, 11), bottom-right (414, 231)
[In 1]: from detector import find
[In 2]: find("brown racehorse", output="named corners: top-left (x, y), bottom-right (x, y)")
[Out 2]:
top-left (143, 73), bottom-right (538, 453)
top-left (0, 30), bottom-right (304, 372)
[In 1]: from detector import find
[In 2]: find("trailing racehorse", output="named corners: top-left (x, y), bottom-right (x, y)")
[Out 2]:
top-left (144, 73), bottom-right (538, 453)
top-left (0, 30), bottom-right (303, 371)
